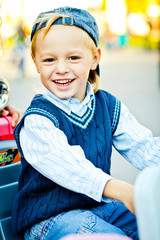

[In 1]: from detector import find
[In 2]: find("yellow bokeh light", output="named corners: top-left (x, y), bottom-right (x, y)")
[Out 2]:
top-left (127, 13), bottom-right (150, 36)
top-left (146, 4), bottom-right (160, 17)
top-left (106, 0), bottom-right (127, 35)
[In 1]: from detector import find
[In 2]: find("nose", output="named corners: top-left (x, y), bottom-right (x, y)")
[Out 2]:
top-left (54, 60), bottom-right (69, 74)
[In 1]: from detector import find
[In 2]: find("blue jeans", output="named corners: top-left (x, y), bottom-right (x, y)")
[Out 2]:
top-left (24, 200), bottom-right (139, 240)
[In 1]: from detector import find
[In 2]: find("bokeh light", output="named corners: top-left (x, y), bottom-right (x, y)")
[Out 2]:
top-left (0, 0), bottom-right (159, 51)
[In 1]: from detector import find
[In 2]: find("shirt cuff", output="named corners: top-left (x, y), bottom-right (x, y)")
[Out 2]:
top-left (88, 169), bottom-right (113, 202)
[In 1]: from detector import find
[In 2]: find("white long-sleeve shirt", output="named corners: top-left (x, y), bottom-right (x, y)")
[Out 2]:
top-left (20, 85), bottom-right (160, 202)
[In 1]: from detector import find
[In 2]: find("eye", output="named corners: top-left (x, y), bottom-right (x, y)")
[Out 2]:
top-left (44, 58), bottom-right (55, 62)
top-left (68, 56), bottom-right (80, 61)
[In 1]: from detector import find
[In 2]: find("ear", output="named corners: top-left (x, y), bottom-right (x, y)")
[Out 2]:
top-left (31, 54), bottom-right (40, 73)
top-left (91, 48), bottom-right (101, 71)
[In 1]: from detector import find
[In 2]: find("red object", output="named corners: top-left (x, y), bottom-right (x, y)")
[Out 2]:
top-left (0, 116), bottom-right (15, 140)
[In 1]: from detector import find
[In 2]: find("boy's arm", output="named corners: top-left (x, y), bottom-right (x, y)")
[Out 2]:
top-left (113, 103), bottom-right (160, 169)
top-left (103, 179), bottom-right (135, 214)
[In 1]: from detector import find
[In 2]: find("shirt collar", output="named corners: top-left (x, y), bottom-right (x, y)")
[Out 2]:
top-left (43, 82), bottom-right (94, 115)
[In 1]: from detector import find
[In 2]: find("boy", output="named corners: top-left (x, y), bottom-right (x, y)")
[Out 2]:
top-left (12, 6), bottom-right (160, 240)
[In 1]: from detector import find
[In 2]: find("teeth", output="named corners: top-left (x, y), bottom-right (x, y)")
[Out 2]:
top-left (55, 79), bottom-right (72, 84)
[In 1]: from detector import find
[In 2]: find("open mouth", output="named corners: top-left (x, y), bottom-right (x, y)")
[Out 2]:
top-left (53, 79), bottom-right (75, 87)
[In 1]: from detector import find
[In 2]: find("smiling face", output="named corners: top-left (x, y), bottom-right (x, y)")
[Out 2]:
top-left (32, 25), bottom-right (100, 102)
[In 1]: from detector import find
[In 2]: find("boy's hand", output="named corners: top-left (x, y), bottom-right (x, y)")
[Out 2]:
top-left (103, 179), bottom-right (135, 215)
top-left (120, 181), bottom-right (135, 215)
top-left (1, 105), bottom-right (23, 127)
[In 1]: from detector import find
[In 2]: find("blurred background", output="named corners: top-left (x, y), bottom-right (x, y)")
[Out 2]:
top-left (0, 0), bottom-right (160, 183)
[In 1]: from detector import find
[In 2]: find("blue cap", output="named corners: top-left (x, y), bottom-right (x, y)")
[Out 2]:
top-left (31, 6), bottom-right (100, 75)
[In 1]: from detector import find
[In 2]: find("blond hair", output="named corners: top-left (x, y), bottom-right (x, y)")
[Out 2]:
top-left (31, 12), bottom-right (100, 92)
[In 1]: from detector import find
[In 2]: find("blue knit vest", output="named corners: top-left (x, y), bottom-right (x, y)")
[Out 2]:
top-left (12, 90), bottom-right (121, 234)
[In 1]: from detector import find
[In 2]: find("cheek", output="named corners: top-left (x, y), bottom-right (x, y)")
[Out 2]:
top-left (40, 71), bottom-right (45, 81)
top-left (75, 64), bottom-right (91, 78)
top-left (39, 70), bottom-right (49, 86)
top-left (40, 67), bottom-right (50, 78)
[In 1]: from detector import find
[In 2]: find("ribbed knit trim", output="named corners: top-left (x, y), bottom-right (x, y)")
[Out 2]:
top-left (61, 95), bottom-right (96, 129)
top-left (25, 108), bottom-right (59, 128)
top-left (111, 98), bottom-right (121, 134)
